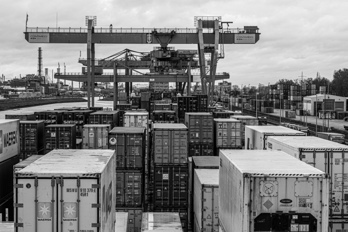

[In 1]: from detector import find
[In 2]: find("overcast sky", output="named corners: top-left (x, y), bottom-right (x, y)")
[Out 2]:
top-left (1, 0), bottom-right (347, 86)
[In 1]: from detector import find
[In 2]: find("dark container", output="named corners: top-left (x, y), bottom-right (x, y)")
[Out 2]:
top-left (162, 92), bottom-right (172, 99)
top-left (177, 96), bottom-right (198, 120)
top-left (188, 143), bottom-right (214, 157)
top-left (116, 104), bottom-right (132, 111)
top-left (19, 121), bottom-right (45, 159)
top-left (62, 110), bottom-right (94, 138)
top-left (152, 123), bottom-right (188, 164)
top-left (131, 97), bottom-right (141, 108)
top-left (5, 112), bottom-right (35, 120)
top-left (89, 106), bottom-right (104, 112)
top-left (109, 127), bottom-right (145, 169)
top-left (184, 113), bottom-right (213, 144)
top-left (152, 111), bottom-right (176, 123)
top-left (89, 110), bottom-right (119, 128)
top-left (153, 164), bottom-right (188, 208)
top-left (45, 110), bottom-right (65, 124)
top-left (44, 124), bottom-right (76, 153)
top-left (116, 170), bottom-right (144, 208)
top-left (141, 92), bottom-right (151, 102)
top-left (192, 94), bottom-right (208, 112)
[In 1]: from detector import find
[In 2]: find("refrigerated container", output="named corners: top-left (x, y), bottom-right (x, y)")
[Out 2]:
top-left (245, 125), bottom-right (306, 150)
top-left (116, 212), bottom-right (129, 232)
top-left (219, 150), bottom-right (329, 232)
top-left (0, 119), bottom-right (20, 163)
top-left (214, 118), bottom-right (242, 151)
top-left (19, 121), bottom-right (45, 158)
top-left (116, 207), bottom-right (142, 232)
top-left (44, 124), bottom-right (76, 153)
top-left (266, 136), bottom-right (348, 218)
top-left (153, 165), bottom-right (188, 208)
top-left (14, 149), bottom-right (116, 232)
top-left (152, 208), bottom-right (187, 232)
top-left (193, 169), bottom-right (219, 232)
top-left (89, 110), bottom-right (119, 128)
top-left (185, 113), bottom-right (213, 144)
top-left (141, 212), bottom-right (183, 232)
top-left (109, 127), bottom-right (145, 169)
top-left (317, 132), bottom-right (345, 144)
top-left (152, 123), bottom-right (188, 164)
top-left (116, 170), bottom-right (144, 207)
top-left (82, 124), bottom-right (110, 149)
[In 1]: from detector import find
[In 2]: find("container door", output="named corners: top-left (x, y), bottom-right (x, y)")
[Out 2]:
top-left (57, 177), bottom-right (99, 232)
top-left (16, 178), bottom-right (57, 232)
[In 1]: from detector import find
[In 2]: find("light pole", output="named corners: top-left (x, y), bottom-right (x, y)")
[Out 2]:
top-left (315, 94), bottom-right (318, 135)
top-left (256, 92), bottom-right (259, 118)
top-left (279, 93), bottom-right (282, 124)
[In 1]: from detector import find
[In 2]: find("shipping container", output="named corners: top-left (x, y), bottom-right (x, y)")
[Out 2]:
top-left (116, 207), bottom-right (142, 232)
top-left (185, 113), bottom-right (213, 144)
top-left (194, 169), bottom-right (219, 232)
top-left (45, 110), bottom-right (64, 124)
top-left (5, 112), bottom-right (35, 120)
top-left (188, 143), bottom-right (214, 157)
top-left (109, 127), bottom-right (145, 169)
top-left (178, 97), bottom-right (198, 121)
top-left (152, 110), bottom-right (176, 123)
top-left (0, 155), bottom-right (19, 222)
top-left (82, 124), bottom-right (110, 149)
top-left (62, 110), bottom-right (94, 138)
top-left (219, 150), bottom-right (329, 232)
top-left (230, 115), bottom-right (258, 146)
top-left (154, 165), bottom-right (188, 208)
top-left (19, 121), bottom-right (45, 159)
top-left (14, 149), bottom-right (116, 232)
top-left (141, 212), bottom-right (183, 232)
top-left (123, 111), bottom-right (149, 129)
top-left (44, 124), bottom-right (76, 153)
top-left (329, 219), bottom-right (348, 232)
top-left (117, 170), bottom-right (144, 207)
top-left (89, 111), bottom-right (119, 128)
top-left (317, 132), bottom-right (345, 144)
top-left (152, 124), bottom-right (188, 164)
top-left (192, 94), bottom-right (208, 112)
top-left (0, 222), bottom-right (13, 232)
top-left (0, 119), bottom-right (20, 163)
top-left (245, 125), bottom-right (306, 150)
top-left (152, 208), bottom-right (188, 232)
top-left (266, 136), bottom-right (348, 218)
top-left (214, 118), bottom-right (242, 152)
top-left (116, 212), bottom-right (129, 232)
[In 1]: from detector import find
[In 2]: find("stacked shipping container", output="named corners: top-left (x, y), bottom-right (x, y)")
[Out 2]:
top-left (44, 124), bottom-right (76, 153)
top-left (19, 121), bottom-right (45, 159)
top-left (82, 124), bottom-right (110, 149)
top-left (213, 118), bottom-right (242, 154)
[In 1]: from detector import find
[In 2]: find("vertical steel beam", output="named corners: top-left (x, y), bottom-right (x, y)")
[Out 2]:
top-left (187, 62), bottom-right (192, 96)
top-left (113, 63), bottom-right (118, 110)
top-left (210, 19), bottom-right (220, 105)
top-left (86, 19), bottom-right (93, 108)
top-left (197, 19), bottom-right (207, 95)
top-left (91, 42), bottom-right (95, 107)
top-left (125, 52), bottom-right (130, 98)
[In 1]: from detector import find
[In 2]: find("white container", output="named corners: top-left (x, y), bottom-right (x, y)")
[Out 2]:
top-left (14, 149), bottom-right (116, 232)
top-left (193, 169), bottom-right (219, 232)
top-left (245, 125), bottom-right (306, 150)
top-left (123, 111), bottom-right (149, 129)
top-left (116, 212), bottom-right (128, 232)
top-left (219, 150), bottom-right (329, 232)
top-left (266, 136), bottom-right (348, 218)
top-left (141, 212), bottom-right (183, 232)
top-left (0, 119), bottom-right (20, 163)
top-left (82, 124), bottom-right (110, 149)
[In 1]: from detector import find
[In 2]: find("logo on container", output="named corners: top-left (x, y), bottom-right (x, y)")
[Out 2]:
top-left (37, 202), bottom-right (52, 221)
top-left (280, 198), bottom-right (293, 207)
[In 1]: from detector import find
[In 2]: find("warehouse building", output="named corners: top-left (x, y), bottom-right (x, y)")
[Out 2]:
top-left (303, 94), bottom-right (348, 116)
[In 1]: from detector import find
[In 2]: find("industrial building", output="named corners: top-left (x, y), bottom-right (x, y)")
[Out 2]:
top-left (303, 94), bottom-right (348, 116)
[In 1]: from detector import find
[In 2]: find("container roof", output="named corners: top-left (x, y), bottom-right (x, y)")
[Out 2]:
top-left (195, 169), bottom-right (219, 186)
top-left (17, 150), bottom-right (115, 175)
top-left (246, 125), bottom-right (305, 134)
top-left (186, 112), bottom-right (212, 115)
top-left (268, 136), bottom-right (348, 149)
top-left (0, 119), bottom-right (19, 124)
top-left (214, 118), bottom-right (240, 122)
top-left (91, 111), bottom-right (119, 115)
top-left (231, 115), bottom-right (257, 119)
top-left (153, 123), bottom-right (187, 130)
top-left (83, 124), bottom-right (110, 128)
top-left (14, 155), bottom-right (43, 169)
top-left (110, 127), bottom-right (145, 134)
top-left (220, 150), bottom-right (325, 175)
top-left (192, 156), bottom-right (219, 168)
top-left (124, 111), bottom-right (149, 116)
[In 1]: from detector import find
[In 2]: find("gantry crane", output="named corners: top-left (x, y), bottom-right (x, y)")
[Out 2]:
top-left (24, 16), bottom-right (260, 107)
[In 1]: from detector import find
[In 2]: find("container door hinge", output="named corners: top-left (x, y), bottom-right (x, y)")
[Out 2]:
top-left (14, 184), bottom-right (23, 188)
top-left (92, 223), bottom-right (100, 227)
top-left (15, 203), bottom-right (23, 208)
top-left (91, 203), bottom-right (100, 208)
top-left (15, 223), bottom-right (23, 227)
top-left (91, 184), bottom-right (100, 188)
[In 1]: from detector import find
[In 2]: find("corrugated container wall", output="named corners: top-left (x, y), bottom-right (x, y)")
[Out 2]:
top-left (152, 123), bottom-right (188, 164)
top-left (116, 170), bottom-right (143, 207)
top-left (89, 111), bottom-right (119, 128)
top-left (44, 124), bottom-right (76, 153)
top-left (14, 149), bottom-right (116, 232)
top-left (19, 121), bottom-right (45, 159)
top-left (123, 112), bottom-right (149, 129)
top-left (141, 212), bottom-right (183, 232)
top-left (193, 169), bottom-right (219, 232)
top-left (116, 212), bottom-right (129, 232)
top-left (0, 119), bottom-right (20, 162)
top-left (82, 124), bottom-right (110, 149)
top-left (185, 113), bottom-right (213, 144)
top-left (214, 118), bottom-right (242, 151)
top-left (266, 136), bottom-right (348, 221)
top-left (219, 150), bottom-right (329, 232)
top-left (230, 115), bottom-right (258, 146)
top-left (116, 208), bottom-right (142, 232)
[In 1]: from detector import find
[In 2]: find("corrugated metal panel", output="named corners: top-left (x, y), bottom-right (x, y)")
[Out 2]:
top-left (116, 212), bottom-right (129, 232)
top-left (82, 124), bottom-right (110, 149)
top-left (44, 124), bottom-right (76, 153)
top-left (116, 170), bottom-right (143, 207)
top-left (188, 143), bottom-right (214, 157)
top-left (116, 208), bottom-right (142, 232)
top-left (185, 113), bottom-right (213, 144)
top-left (214, 119), bottom-right (242, 149)
top-left (141, 213), bottom-right (183, 232)
top-left (19, 121), bottom-right (45, 159)
top-left (89, 110), bottom-right (119, 128)
top-left (0, 119), bottom-right (20, 163)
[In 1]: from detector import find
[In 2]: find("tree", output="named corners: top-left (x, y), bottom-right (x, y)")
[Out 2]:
top-left (331, 69), bottom-right (348, 97)
top-left (275, 79), bottom-right (296, 86)
top-left (230, 85), bottom-right (241, 97)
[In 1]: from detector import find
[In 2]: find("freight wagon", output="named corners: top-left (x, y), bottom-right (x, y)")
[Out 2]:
top-left (245, 125), bottom-right (306, 150)
top-left (14, 149), bottom-right (116, 232)
top-left (219, 150), bottom-right (329, 232)
top-left (266, 136), bottom-right (348, 230)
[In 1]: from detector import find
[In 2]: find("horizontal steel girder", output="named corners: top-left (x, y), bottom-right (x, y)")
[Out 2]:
top-left (54, 74), bottom-right (229, 82)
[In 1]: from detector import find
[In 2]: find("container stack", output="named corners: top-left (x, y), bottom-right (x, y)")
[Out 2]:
top-left (152, 110), bottom-right (176, 123)
top-left (62, 109), bottom-right (93, 138)
top-left (115, 104), bottom-right (132, 126)
top-left (213, 118), bottom-right (242, 155)
top-left (82, 124), bottom-right (110, 149)
top-left (193, 169), bottom-right (219, 232)
top-left (140, 92), bottom-right (151, 112)
top-left (289, 85), bottom-right (302, 111)
top-left (150, 123), bottom-right (189, 231)
top-left (19, 120), bottom-right (45, 159)
top-left (266, 136), bottom-right (348, 230)
top-left (219, 150), bottom-right (329, 232)
top-left (109, 127), bottom-right (146, 232)
top-left (230, 115), bottom-right (258, 147)
top-left (44, 124), bottom-right (77, 153)
top-left (0, 119), bottom-right (20, 222)
top-left (88, 110), bottom-right (119, 128)
top-left (185, 113), bottom-right (214, 157)
top-left (192, 94), bottom-right (208, 112)
top-left (177, 96), bottom-right (198, 123)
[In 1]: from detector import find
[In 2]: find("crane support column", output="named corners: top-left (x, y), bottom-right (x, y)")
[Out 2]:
top-left (113, 63), bottom-right (118, 110)
top-left (91, 41), bottom-right (95, 107)
top-left (86, 19), bottom-right (93, 108)
top-left (125, 52), bottom-right (130, 98)
top-left (187, 62), bottom-right (192, 96)
top-left (197, 20), bottom-right (207, 95)
top-left (210, 20), bottom-right (220, 104)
